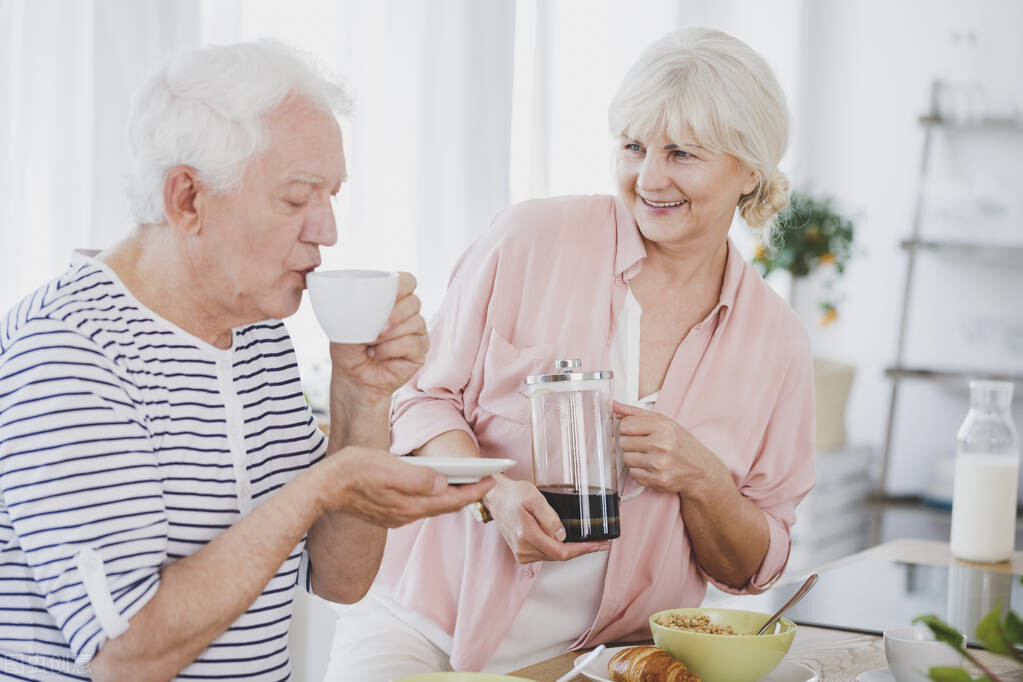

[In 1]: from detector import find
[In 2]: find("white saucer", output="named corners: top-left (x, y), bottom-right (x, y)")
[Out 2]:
top-left (400, 457), bottom-right (514, 483)
top-left (856, 668), bottom-right (895, 682)
top-left (761, 662), bottom-right (820, 682)
top-left (579, 646), bottom-right (819, 682)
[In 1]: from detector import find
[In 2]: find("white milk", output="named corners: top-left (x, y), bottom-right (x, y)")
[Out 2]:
top-left (950, 453), bottom-right (1019, 562)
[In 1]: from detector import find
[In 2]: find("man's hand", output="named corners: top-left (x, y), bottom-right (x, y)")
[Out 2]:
top-left (315, 447), bottom-right (494, 527)
top-left (329, 272), bottom-right (428, 403)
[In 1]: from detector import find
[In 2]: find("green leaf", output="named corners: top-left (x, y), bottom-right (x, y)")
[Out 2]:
top-left (914, 615), bottom-right (968, 651)
top-left (754, 188), bottom-right (855, 294)
top-left (1004, 610), bottom-right (1023, 645)
top-left (976, 606), bottom-right (1013, 655)
top-left (927, 667), bottom-right (974, 682)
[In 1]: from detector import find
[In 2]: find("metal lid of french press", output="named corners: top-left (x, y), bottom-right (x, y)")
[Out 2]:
top-left (524, 358), bottom-right (613, 384)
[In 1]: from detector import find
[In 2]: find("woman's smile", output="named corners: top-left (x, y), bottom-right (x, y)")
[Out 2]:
top-left (640, 196), bottom-right (688, 212)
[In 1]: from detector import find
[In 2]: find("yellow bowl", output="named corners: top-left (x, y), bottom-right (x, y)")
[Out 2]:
top-left (649, 607), bottom-right (796, 682)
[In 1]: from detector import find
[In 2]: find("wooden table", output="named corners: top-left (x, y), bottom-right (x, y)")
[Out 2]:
top-left (510, 539), bottom-right (1023, 681)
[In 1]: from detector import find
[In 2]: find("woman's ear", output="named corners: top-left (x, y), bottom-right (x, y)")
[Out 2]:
top-left (740, 168), bottom-right (760, 197)
top-left (163, 165), bottom-right (202, 235)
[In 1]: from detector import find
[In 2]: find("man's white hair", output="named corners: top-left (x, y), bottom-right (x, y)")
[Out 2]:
top-left (126, 40), bottom-right (352, 226)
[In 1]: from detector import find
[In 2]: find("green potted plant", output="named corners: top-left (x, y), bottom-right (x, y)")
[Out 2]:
top-left (753, 190), bottom-right (858, 453)
top-left (753, 190), bottom-right (856, 326)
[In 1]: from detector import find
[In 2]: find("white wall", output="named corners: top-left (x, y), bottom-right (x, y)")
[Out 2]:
top-left (793, 0), bottom-right (1023, 495)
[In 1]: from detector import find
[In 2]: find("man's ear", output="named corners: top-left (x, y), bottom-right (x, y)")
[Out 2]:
top-left (163, 165), bottom-right (203, 235)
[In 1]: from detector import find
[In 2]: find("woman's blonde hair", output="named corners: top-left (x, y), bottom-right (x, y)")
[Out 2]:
top-left (608, 27), bottom-right (790, 235)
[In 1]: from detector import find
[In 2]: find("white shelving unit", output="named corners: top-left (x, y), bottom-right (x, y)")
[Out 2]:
top-left (878, 81), bottom-right (1023, 497)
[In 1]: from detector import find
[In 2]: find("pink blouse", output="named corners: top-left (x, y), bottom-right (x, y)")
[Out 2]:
top-left (375, 194), bottom-right (816, 671)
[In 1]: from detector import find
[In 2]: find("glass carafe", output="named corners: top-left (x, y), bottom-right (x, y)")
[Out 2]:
top-left (950, 380), bottom-right (1020, 563)
top-left (523, 359), bottom-right (620, 542)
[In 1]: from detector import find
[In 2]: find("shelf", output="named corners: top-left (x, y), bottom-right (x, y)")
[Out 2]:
top-left (881, 79), bottom-right (1023, 497)
top-left (899, 239), bottom-right (1023, 264)
top-left (919, 114), bottom-right (1023, 132)
top-left (885, 366), bottom-right (1023, 386)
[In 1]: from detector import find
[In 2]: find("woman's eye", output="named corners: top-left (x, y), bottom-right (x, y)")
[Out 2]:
top-left (285, 199), bottom-right (308, 209)
top-left (625, 143), bottom-right (644, 154)
top-left (672, 149), bottom-right (694, 160)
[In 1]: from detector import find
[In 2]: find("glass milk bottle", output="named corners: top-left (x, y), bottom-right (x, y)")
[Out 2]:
top-left (950, 381), bottom-right (1020, 562)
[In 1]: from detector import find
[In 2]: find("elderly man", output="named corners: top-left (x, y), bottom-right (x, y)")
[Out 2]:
top-left (0, 41), bottom-right (492, 681)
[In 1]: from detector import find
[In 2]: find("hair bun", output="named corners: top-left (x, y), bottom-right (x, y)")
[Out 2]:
top-left (740, 171), bottom-right (790, 228)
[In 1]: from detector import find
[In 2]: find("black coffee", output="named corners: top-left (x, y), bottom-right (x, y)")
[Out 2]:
top-left (539, 485), bottom-right (621, 542)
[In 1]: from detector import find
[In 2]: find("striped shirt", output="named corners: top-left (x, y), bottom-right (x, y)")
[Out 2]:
top-left (0, 260), bottom-right (327, 680)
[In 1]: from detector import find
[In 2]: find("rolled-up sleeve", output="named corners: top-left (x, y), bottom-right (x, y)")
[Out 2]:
top-left (390, 229), bottom-right (504, 456)
top-left (707, 347), bottom-right (816, 595)
top-left (0, 326), bottom-right (167, 664)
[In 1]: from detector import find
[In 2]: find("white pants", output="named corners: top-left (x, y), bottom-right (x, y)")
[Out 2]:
top-left (323, 599), bottom-right (453, 682)
top-left (323, 553), bottom-right (608, 681)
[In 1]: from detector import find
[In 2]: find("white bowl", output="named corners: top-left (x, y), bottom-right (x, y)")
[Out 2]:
top-left (306, 269), bottom-right (399, 344)
top-left (884, 626), bottom-right (964, 682)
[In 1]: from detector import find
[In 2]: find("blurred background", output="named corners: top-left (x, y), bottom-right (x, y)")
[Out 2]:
top-left (2, 0), bottom-right (1022, 677)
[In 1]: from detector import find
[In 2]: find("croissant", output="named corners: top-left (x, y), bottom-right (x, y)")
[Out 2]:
top-left (607, 645), bottom-right (701, 682)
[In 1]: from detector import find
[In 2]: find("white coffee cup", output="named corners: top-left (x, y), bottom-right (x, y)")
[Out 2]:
top-left (306, 269), bottom-right (399, 344)
top-left (884, 626), bottom-right (965, 682)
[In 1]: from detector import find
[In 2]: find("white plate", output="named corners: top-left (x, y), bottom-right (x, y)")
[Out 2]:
top-left (399, 457), bottom-right (515, 483)
top-left (856, 669), bottom-right (894, 682)
top-left (579, 646), bottom-right (819, 682)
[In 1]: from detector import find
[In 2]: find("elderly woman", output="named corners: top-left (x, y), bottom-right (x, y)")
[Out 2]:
top-left (326, 27), bottom-right (815, 677)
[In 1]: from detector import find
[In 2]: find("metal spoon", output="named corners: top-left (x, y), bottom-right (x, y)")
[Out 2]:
top-left (553, 644), bottom-right (606, 682)
top-left (756, 572), bottom-right (819, 635)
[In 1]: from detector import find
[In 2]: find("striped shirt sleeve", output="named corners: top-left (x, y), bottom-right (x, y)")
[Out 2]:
top-left (0, 317), bottom-right (167, 665)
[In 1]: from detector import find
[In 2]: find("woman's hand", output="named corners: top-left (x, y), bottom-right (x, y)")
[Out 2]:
top-left (483, 475), bottom-right (610, 564)
top-left (615, 402), bottom-right (771, 587)
top-left (614, 401), bottom-right (730, 497)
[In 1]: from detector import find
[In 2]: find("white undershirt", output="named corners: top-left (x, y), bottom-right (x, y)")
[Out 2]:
top-left (369, 287), bottom-right (658, 673)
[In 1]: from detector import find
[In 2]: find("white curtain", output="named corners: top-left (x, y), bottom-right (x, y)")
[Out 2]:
top-left (331, 0), bottom-right (517, 319)
top-left (1, 0), bottom-right (90, 311)
top-left (510, 0), bottom-right (683, 202)
top-left (0, 0), bottom-right (802, 373)
top-left (0, 0), bottom-right (203, 312)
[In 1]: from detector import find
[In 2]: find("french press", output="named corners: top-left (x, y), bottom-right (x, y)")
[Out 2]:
top-left (522, 359), bottom-right (620, 542)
